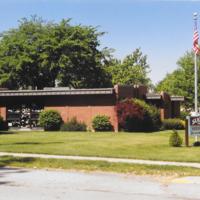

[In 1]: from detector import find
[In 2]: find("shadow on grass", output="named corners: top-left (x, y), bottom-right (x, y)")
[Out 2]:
top-left (1, 142), bottom-right (63, 146)
top-left (0, 181), bottom-right (12, 185)
top-left (0, 131), bottom-right (15, 135)
top-left (0, 156), bottom-right (35, 168)
top-left (0, 157), bottom-right (33, 186)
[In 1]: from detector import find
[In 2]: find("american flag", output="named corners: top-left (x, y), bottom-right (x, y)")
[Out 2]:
top-left (193, 21), bottom-right (200, 54)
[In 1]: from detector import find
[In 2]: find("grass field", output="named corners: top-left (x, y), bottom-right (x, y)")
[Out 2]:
top-left (0, 130), bottom-right (198, 163)
top-left (1, 155), bottom-right (200, 177)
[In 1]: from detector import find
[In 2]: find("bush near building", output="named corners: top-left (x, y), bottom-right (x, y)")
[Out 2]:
top-left (92, 115), bottom-right (113, 132)
top-left (116, 99), bottom-right (144, 132)
top-left (161, 118), bottom-right (185, 130)
top-left (60, 117), bottom-right (87, 131)
top-left (39, 110), bottom-right (62, 131)
top-left (134, 99), bottom-right (161, 131)
top-left (116, 98), bottom-right (161, 132)
top-left (169, 130), bottom-right (183, 147)
top-left (180, 111), bottom-right (189, 120)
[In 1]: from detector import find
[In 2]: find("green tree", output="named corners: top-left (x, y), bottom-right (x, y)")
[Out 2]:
top-left (156, 51), bottom-right (198, 109)
top-left (107, 48), bottom-right (151, 87)
top-left (0, 16), bottom-right (112, 89)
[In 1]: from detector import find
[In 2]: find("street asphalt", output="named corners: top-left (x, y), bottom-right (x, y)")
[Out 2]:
top-left (0, 167), bottom-right (200, 200)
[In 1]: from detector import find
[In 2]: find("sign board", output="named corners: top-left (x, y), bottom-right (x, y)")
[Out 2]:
top-left (188, 115), bottom-right (200, 136)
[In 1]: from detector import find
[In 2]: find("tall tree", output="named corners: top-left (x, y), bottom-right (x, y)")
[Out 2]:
top-left (106, 48), bottom-right (152, 87)
top-left (156, 51), bottom-right (199, 109)
top-left (0, 16), bottom-right (112, 89)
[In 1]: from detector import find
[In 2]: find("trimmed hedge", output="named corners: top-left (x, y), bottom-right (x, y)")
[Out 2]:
top-left (116, 98), bottom-right (161, 132)
top-left (39, 110), bottom-right (62, 131)
top-left (162, 118), bottom-right (185, 130)
top-left (92, 115), bottom-right (113, 132)
top-left (60, 117), bottom-right (87, 131)
top-left (169, 130), bottom-right (182, 147)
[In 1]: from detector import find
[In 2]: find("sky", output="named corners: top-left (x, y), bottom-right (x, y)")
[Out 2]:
top-left (0, 0), bottom-right (199, 84)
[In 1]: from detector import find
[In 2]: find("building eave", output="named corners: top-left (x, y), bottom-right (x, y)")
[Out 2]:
top-left (0, 88), bottom-right (114, 97)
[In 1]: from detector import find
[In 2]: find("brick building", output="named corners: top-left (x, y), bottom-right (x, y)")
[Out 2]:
top-left (0, 85), bottom-right (184, 131)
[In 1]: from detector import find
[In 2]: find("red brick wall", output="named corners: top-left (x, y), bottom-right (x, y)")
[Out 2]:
top-left (45, 105), bottom-right (118, 132)
top-left (0, 107), bottom-right (6, 120)
top-left (160, 92), bottom-right (172, 120)
top-left (44, 94), bottom-right (118, 132)
top-left (114, 84), bottom-right (147, 100)
top-left (171, 101), bottom-right (180, 118)
top-left (114, 85), bottom-right (135, 99)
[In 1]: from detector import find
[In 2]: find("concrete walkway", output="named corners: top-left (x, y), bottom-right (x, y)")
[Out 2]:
top-left (1, 152), bottom-right (200, 169)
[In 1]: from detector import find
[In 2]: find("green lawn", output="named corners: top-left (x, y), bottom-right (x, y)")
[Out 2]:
top-left (1, 156), bottom-right (200, 177)
top-left (0, 130), bottom-right (198, 163)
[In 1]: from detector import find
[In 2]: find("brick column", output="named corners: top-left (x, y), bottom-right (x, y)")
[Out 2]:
top-left (0, 107), bottom-right (6, 120)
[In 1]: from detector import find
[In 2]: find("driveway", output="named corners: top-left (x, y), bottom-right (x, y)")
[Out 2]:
top-left (0, 167), bottom-right (200, 200)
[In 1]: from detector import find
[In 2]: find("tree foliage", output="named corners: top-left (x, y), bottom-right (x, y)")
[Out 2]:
top-left (106, 48), bottom-right (151, 87)
top-left (156, 51), bottom-right (198, 109)
top-left (0, 16), bottom-right (112, 89)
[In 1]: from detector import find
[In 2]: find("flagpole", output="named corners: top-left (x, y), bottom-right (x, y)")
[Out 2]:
top-left (194, 13), bottom-right (198, 114)
top-left (194, 12), bottom-right (199, 141)
top-left (195, 52), bottom-right (198, 113)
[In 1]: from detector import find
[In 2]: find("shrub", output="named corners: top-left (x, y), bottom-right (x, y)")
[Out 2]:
top-left (193, 141), bottom-right (200, 147)
top-left (116, 99), bottom-right (144, 132)
top-left (180, 111), bottom-right (189, 120)
top-left (116, 98), bottom-right (161, 132)
top-left (134, 99), bottom-right (161, 131)
top-left (60, 117), bottom-right (87, 131)
top-left (162, 118), bottom-right (185, 130)
top-left (169, 130), bottom-right (182, 147)
top-left (39, 110), bottom-right (62, 131)
top-left (92, 115), bottom-right (113, 131)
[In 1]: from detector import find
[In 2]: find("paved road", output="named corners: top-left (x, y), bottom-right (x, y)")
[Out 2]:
top-left (0, 167), bottom-right (200, 200)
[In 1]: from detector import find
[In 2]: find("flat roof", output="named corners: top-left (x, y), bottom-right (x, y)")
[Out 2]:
top-left (0, 88), bottom-right (114, 97)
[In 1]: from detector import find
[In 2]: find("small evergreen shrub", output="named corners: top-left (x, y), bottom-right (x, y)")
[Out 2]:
top-left (60, 117), bottom-right (87, 131)
top-left (162, 118), bottom-right (185, 130)
top-left (116, 98), bottom-right (161, 132)
top-left (92, 115), bottom-right (113, 131)
top-left (169, 130), bottom-right (183, 147)
top-left (39, 110), bottom-right (62, 131)
top-left (193, 141), bottom-right (200, 147)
